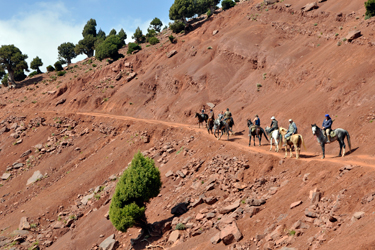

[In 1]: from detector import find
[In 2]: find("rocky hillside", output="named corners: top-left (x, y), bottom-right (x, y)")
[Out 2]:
top-left (1, 0), bottom-right (375, 249)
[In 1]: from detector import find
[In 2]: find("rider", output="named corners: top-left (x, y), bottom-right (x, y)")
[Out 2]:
top-left (253, 115), bottom-right (260, 127)
top-left (322, 114), bottom-right (333, 143)
top-left (269, 116), bottom-right (278, 133)
top-left (283, 119), bottom-right (297, 146)
top-left (201, 105), bottom-right (206, 118)
top-left (208, 108), bottom-right (215, 120)
top-left (224, 108), bottom-right (232, 123)
top-left (218, 111), bottom-right (224, 121)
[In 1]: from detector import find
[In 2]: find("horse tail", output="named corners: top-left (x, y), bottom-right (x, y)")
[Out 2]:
top-left (261, 128), bottom-right (269, 141)
top-left (300, 135), bottom-right (306, 150)
top-left (346, 131), bottom-right (351, 152)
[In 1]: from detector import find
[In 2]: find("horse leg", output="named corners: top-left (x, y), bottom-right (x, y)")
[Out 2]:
top-left (270, 138), bottom-right (273, 151)
top-left (275, 137), bottom-right (279, 152)
top-left (249, 135), bottom-right (251, 146)
top-left (295, 143), bottom-right (299, 159)
top-left (321, 144), bottom-right (325, 159)
top-left (284, 145), bottom-right (288, 158)
top-left (258, 134), bottom-right (262, 147)
top-left (342, 142), bottom-right (346, 157)
top-left (253, 136), bottom-right (256, 146)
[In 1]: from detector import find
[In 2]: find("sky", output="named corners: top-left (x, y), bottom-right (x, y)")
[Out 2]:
top-left (0, 0), bottom-right (175, 72)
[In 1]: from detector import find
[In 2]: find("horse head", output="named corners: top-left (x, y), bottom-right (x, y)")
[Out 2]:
top-left (247, 119), bottom-right (253, 127)
top-left (311, 124), bottom-right (317, 135)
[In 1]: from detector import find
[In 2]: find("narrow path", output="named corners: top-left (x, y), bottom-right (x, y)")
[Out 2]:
top-left (68, 112), bottom-right (375, 168)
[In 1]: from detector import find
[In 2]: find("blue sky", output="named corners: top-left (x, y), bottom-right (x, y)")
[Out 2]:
top-left (0, 0), bottom-right (174, 71)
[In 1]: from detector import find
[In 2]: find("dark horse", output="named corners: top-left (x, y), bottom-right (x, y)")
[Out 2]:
top-left (213, 118), bottom-right (234, 140)
top-left (207, 117), bottom-right (214, 134)
top-left (247, 120), bottom-right (269, 146)
top-left (311, 124), bottom-right (351, 159)
top-left (195, 113), bottom-right (208, 128)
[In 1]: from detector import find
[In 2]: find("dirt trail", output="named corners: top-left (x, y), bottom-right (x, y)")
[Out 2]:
top-left (74, 111), bottom-right (375, 168)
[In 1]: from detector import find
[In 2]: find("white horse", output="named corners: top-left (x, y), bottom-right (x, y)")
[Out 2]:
top-left (265, 126), bottom-right (280, 152)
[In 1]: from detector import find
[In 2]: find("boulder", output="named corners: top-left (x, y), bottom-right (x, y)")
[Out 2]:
top-left (311, 192), bottom-right (321, 205)
top-left (247, 198), bottom-right (266, 206)
top-left (19, 217), bottom-right (30, 230)
top-left (204, 196), bottom-right (218, 205)
top-left (219, 199), bottom-right (241, 214)
top-left (12, 163), bottom-right (24, 169)
top-left (245, 206), bottom-right (260, 217)
top-left (171, 202), bottom-right (188, 215)
top-left (264, 0), bottom-right (278, 4)
top-left (210, 231), bottom-right (221, 244)
top-left (167, 50), bottom-right (177, 58)
top-left (305, 209), bottom-right (318, 218)
top-left (165, 170), bottom-right (174, 178)
top-left (124, 62), bottom-right (133, 68)
top-left (47, 90), bottom-right (56, 95)
top-left (99, 234), bottom-right (118, 250)
top-left (268, 224), bottom-right (286, 241)
top-left (213, 30), bottom-right (219, 35)
top-left (168, 230), bottom-right (180, 243)
top-left (1, 173), bottom-right (11, 180)
top-left (81, 194), bottom-right (95, 205)
top-left (0, 126), bottom-right (10, 135)
top-left (206, 212), bottom-right (216, 220)
top-left (190, 197), bottom-right (204, 208)
top-left (220, 221), bottom-right (242, 245)
top-left (115, 72), bottom-right (122, 81)
top-left (176, 170), bottom-right (185, 178)
top-left (126, 72), bottom-right (137, 82)
top-left (352, 211), bottom-right (365, 221)
top-left (290, 200), bottom-right (303, 209)
top-left (55, 98), bottom-right (66, 106)
top-left (346, 30), bottom-right (361, 42)
top-left (27, 171), bottom-right (43, 185)
top-left (302, 2), bottom-right (318, 12)
top-left (52, 221), bottom-right (64, 229)
top-left (34, 144), bottom-right (43, 150)
top-left (196, 213), bottom-right (205, 221)
top-left (20, 149), bottom-right (32, 158)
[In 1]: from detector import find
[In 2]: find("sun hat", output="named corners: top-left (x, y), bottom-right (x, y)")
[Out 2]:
top-left (289, 119), bottom-right (293, 122)
top-left (271, 116), bottom-right (275, 120)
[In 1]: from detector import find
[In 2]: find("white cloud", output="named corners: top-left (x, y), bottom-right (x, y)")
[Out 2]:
top-left (0, 1), bottom-right (85, 72)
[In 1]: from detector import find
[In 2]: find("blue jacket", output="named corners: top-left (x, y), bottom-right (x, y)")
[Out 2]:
top-left (322, 118), bottom-right (332, 128)
top-left (255, 118), bottom-right (260, 126)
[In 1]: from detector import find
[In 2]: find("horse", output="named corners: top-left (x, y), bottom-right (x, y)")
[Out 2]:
top-left (279, 127), bottom-right (305, 159)
top-left (207, 117), bottom-right (214, 134)
top-left (247, 120), bottom-right (269, 146)
top-left (265, 126), bottom-right (280, 152)
top-left (213, 118), bottom-right (232, 140)
top-left (311, 124), bottom-right (351, 159)
top-left (195, 113), bottom-right (208, 128)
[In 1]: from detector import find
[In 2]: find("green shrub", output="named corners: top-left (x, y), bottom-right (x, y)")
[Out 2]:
top-left (176, 223), bottom-right (186, 230)
top-left (365, 0), bottom-right (375, 19)
top-left (95, 35), bottom-right (123, 61)
top-left (54, 61), bottom-right (63, 71)
top-left (169, 35), bottom-right (176, 43)
top-left (148, 37), bottom-right (160, 45)
top-left (29, 71), bottom-right (38, 78)
top-left (207, 9), bottom-right (212, 17)
top-left (57, 71), bottom-right (66, 76)
top-left (222, 0), bottom-right (236, 10)
top-left (1, 73), bottom-right (8, 86)
top-left (127, 43), bottom-right (142, 54)
top-left (169, 21), bottom-right (185, 34)
top-left (109, 152), bottom-right (162, 232)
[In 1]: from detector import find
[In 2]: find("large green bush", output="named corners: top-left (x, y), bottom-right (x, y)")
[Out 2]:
top-left (54, 61), bottom-right (63, 71)
top-left (109, 152), bottom-right (162, 232)
top-left (148, 37), bottom-right (160, 45)
top-left (222, 0), bottom-right (236, 10)
top-left (365, 0), bottom-right (375, 19)
top-left (46, 65), bottom-right (55, 72)
top-left (95, 35), bottom-right (122, 61)
top-left (169, 21), bottom-right (185, 34)
top-left (127, 43), bottom-right (142, 54)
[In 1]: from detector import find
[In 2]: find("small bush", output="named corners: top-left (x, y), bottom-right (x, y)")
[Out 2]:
top-left (207, 9), bottom-right (212, 17)
top-left (169, 21), bottom-right (185, 34)
top-left (92, 64), bottom-right (97, 67)
top-left (57, 71), bottom-right (66, 76)
top-left (127, 43), bottom-right (142, 54)
top-left (314, 23), bottom-right (318, 26)
top-left (29, 71), bottom-right (38, 78)
top-left (222, 0), bottom-right (236, 10)
top-left (54, 61), bottom-right (63, 71)
top-left (365, 0), bottom-right (375, 19)
top-left (46, 65), bottom-right (55, 72)
top-left (176, 223), bottom-right (186, 230)
top-left (109, 152), bottom-right (161, 232)
top-left (169, 35), bottom-right (176, 43)
top-left (148, 37), bottom-right (160, 45)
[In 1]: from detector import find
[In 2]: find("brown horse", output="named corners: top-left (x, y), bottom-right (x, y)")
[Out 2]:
top-left (207, 117), bottom-right (214, 134)
top-left (214, 118), bottom-right (233, 140)
top-left (195, 113), bottom-right (208, 128)
top-left (247, 120), bottom-right (269, 146)
top-left (279, 127), bottom-right (306, 159)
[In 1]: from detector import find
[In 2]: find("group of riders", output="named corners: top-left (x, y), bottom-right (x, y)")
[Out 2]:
top-left (200, 105), bottom-right (334, 145)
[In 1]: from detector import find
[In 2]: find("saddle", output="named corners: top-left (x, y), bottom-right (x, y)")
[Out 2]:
top-left (330, 130), bottom-right (336, 137)
top-left (251, 127), bottom-right (256, 133)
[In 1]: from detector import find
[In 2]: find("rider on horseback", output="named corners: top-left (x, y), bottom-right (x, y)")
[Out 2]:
top-left (208, 109), bottom-right (215, 120)
top-left (201, 105), bottom-right (206, 119)
top-left (218, 111), bottom-right (224, 121)
top-left (223, 108), bottom-right (233, 124)
top-left (322, 114), bottom-right (333, 143)
top-left (283, 119), bottom-right (297, 146)
top-left (249, 115), bottom-right (260, 132)
top-left (269, 116), bottom-right (278, 133)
